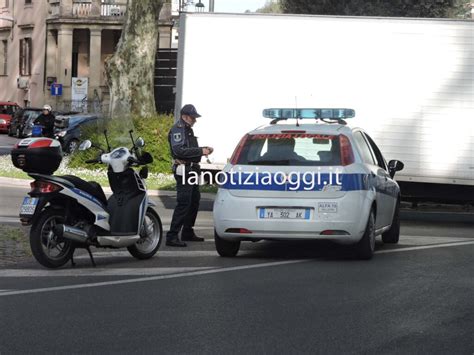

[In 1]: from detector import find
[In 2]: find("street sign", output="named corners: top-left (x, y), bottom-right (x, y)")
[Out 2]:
top-left (50, 83), bottom-right (63, 96)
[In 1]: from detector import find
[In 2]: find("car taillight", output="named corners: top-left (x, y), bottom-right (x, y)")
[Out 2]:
top-left (29, 140), bottom-right (52, 148)
top-left (229, 134), bottom-right (249, 165)
top-left (30, 181), bottom-right (62, 193)
top-left (339, 134), bottom-right (354, 166)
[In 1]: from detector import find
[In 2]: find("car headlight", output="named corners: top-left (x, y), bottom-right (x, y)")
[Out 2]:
top-left (56, 130), bottom-right (67, 137)
top-left (0, 119), bottom-right (6, 124)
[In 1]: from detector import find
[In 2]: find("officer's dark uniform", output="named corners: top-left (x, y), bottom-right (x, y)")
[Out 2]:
top-left (166, 105), bottom-right (205, 246)
top-left (33, 112), bottom-right (56, 138)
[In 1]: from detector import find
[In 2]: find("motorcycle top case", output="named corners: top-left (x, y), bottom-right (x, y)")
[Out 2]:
top-left (11, 138), bottom-right (63, 175)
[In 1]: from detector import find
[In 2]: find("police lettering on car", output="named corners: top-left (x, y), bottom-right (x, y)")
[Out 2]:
top-left (166, 104), bottom-right (214, 247)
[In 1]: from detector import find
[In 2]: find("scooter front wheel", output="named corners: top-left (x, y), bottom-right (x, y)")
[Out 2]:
top-left (30, 208), bottom-right (75, 268)
top-left (128, 208), bottom-right (163, 260)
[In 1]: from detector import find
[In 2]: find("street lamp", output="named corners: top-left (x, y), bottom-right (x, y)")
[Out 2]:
top-left (195, 0), bottom-right (205, 12)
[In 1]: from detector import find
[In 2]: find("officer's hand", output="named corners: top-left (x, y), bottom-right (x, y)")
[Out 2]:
top-left (202, 147), bottom-right (213, 156)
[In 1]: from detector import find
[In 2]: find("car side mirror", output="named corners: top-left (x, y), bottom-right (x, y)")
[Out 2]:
top-left (78, 140), bottom-right (92, 151)
top-left (388, 160), bottom-right (404, 178)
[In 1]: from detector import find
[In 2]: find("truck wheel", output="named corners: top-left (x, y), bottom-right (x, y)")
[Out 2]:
top-left (215, 230), bottom-right (240, 257)
top-left (355, 209), bottom-right (375, 260)
top-left (382, 200), bottom-right (400, 244)
top-left (30, 208), bottom-right (74, 268)
top-left (128, 208), bottom-right (163, 259)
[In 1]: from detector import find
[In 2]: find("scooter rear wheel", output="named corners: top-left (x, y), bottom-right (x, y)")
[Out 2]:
top-left (128, 208), bottom-right (163, 260)
top-left (30, 208), bottom-right (75, 268)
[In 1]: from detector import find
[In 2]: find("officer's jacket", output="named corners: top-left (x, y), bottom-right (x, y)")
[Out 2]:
top-left (168, 118), bottom-right (203, 163)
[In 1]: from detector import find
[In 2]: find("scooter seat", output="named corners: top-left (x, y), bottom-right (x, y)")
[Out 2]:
top-left (59, 175), bottom-right (108, 206)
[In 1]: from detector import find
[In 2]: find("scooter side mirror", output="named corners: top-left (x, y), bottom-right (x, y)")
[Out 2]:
top-left (79, 140), bottom-right (92, 151)
top-left (135, 137), bottom-right (145, 148)
top-left (139, 166), bottom-right (149, 179)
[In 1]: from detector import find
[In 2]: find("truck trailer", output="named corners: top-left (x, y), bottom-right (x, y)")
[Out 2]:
top-left (175, 12), bottom-right (474, 203)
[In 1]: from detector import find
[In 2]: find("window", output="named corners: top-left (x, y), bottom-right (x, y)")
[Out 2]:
top-left (0, 40), bottom-right (7, 75)
top-left (2, 0), bottom-right (10, 8)
top-left (235, 133), bottom-right (342, 166)
top-left (25, 0), bottom-right (32, 5)
top-left (364, 133), bottom-right (387, 170)
top-left (19, 38), bottom-right (32, 76)
top-left (353, 131), bottom-right (376, 165)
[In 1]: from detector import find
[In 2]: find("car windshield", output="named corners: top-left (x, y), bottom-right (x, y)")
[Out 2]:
top-left (237, 133), bottom-right (342, 166)
top-left (24, 110), bottom-right (41, 122)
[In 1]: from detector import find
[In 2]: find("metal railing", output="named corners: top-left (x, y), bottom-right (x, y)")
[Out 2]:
top-left (49, 0), bottom-right (127, 19)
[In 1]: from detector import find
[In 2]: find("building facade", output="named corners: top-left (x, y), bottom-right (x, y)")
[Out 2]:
top-left (0, 0), bottom-right (173, 110)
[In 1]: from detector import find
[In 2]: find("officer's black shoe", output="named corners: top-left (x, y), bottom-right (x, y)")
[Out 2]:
top-left (181, 231), bottom-right (205, 242)
top-left (166, 238), bottom-right (187, 247)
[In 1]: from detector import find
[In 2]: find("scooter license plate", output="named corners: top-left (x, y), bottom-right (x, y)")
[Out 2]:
top-left (20, 197), bottom-right (39, 216)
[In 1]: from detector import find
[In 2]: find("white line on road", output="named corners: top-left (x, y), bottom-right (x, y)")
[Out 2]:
top-left (1, 240), bottom-right (474, 297)
top-left (0, 267), bottom-right (215, 277)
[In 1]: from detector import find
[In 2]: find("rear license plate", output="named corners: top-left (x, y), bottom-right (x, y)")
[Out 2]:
top-left (20, 197), bottom-right (39, 216)
top-left (259, 208), bottom-right (310, 220)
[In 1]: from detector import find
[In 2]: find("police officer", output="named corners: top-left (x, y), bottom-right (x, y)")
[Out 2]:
top-left (166, 104), bottom-right (213, 247)
top-left (33, 104), bottom-right (56, 138)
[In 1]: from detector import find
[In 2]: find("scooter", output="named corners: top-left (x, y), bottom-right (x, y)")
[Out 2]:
top-left (17, 130), bottom-right (162, 268)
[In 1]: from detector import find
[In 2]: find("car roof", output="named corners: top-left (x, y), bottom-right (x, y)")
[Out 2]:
top-left (248, 121), bottom-right (353, 136)
top-left (21, 107), bottom-right (42, 111)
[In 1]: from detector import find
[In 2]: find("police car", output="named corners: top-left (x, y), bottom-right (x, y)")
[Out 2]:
top-left (213, 108), bottom-right (404, 259)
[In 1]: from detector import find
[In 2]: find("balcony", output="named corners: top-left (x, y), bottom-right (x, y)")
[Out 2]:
top-left (48, 0), bottom-right (127, 20)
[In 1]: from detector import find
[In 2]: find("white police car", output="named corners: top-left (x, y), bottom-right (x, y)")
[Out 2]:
top-left (213, 108), bottom-right (404, 259)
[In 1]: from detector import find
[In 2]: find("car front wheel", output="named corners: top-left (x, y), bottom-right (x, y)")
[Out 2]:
top-left (382, 199), bottom-right (400, 244)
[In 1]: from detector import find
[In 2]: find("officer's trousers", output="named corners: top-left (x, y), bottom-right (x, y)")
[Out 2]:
top-left (166, 173), bottom-right (201, 240)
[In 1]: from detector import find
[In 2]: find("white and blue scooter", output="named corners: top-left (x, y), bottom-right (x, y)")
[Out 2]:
top-left (17, 131), bottom-right (162, 268)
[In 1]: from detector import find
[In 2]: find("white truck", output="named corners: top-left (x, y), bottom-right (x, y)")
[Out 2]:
top-left (175, 12), bottom-right (474, 203)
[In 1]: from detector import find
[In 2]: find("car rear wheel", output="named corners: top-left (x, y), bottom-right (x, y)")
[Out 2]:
top-left (355, 209), bottom-right (375, 260)
top-left (382, 200), bottom-right (400, 244)
top-left (215, 230), bottom-right (240, 257)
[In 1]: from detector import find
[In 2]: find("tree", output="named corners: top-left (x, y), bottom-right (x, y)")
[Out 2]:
top-left (105, 0), bottom-right (164, 118)
top-left (256, 0), bottom-right (283, 13)
top-left (280, 0), bottom-right (471, 18)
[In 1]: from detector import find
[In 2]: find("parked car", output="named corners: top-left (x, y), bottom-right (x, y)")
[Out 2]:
top-left (8, 107), bottom-right (42, 138)
top-left (54, 113), bottom-right (102, 153)
top-left (0, 102), bottom-right (20, 134)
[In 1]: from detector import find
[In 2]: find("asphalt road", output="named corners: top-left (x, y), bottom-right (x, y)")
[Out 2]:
top-left (1, 180), bottom-right (474, 353)
top-left (0, 133), bottom-right (17, 155)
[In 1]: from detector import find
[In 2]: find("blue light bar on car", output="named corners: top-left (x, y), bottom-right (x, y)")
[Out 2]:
top-left (262, 108), bottom-right (355, 119)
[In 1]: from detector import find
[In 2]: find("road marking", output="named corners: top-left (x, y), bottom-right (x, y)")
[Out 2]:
top-left (0, 267), bottom-right (215, 277)
top-left (1, 240), bottom-right (474, 297)
top-left (74, 250), bottom-right (220, 258)
top-left (0, 260), bottom-right (307, 297)
top-left (375, 240), bottom-right (474, 254)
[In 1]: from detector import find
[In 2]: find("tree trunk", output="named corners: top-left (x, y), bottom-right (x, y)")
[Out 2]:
top-left (105, 0), bottom-right (163, 118)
